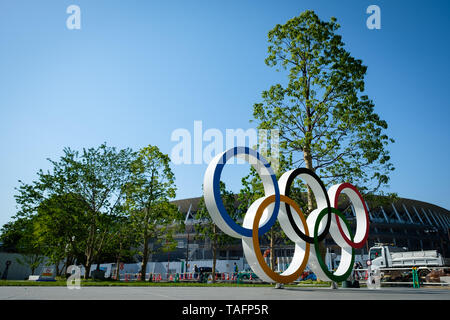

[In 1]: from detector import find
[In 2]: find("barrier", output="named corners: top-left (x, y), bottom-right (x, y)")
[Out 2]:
top-left (118, 271), bottom-right (283, 283)
top-left (177, 272), bottom-right (196, 281)
top-left (116, 268), bottom-right (445, 286)
top-left (353, 267), bottom-right (450, 287)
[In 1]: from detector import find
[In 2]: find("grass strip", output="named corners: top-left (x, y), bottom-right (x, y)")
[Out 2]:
top-left (0, 279), bottom-right (332, 287)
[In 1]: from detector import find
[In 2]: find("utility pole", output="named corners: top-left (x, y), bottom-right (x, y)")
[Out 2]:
top-left (185, 232), bottom-right (190, 273)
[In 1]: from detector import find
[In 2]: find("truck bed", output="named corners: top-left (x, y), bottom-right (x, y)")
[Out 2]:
top-left (390, 250), bottom-right (444, 267)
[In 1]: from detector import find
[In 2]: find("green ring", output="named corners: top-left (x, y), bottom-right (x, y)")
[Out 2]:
top-left (313, 207), bottom-right (355, 283)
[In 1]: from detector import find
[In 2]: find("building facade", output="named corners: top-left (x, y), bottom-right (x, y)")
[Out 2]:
top-left (147, 196), bottom-right (450, 265)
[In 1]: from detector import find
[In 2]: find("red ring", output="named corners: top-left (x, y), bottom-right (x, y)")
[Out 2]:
top-left (333, 183), bottom-right (369, 249)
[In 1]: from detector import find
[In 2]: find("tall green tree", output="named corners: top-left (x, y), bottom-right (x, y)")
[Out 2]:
top-left (33, 193), bottom-right (91, 276)
top-left (253, 10), bottom-right (395, 212)
top-left (14, 143), bottom-right (135, 278)
top-left (196, 182), bottom-right (237, 282)
top-left (125, 145), bottom-right (181, 281)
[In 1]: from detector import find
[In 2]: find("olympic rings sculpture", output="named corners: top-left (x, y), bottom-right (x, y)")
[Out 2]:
top-left (204, 147), bottom-right (370, 284)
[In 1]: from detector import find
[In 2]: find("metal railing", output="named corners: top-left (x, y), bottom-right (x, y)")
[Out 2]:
top-left (114, 267), bottom-right (450, 288)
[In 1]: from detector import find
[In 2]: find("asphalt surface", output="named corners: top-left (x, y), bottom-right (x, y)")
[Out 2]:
top-left (0, 285), bottom-right (449, 300)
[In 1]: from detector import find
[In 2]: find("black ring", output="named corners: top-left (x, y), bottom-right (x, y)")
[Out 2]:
top-left (282, 168), bottom-right (332, 244)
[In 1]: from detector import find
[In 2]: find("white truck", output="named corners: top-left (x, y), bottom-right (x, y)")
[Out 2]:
top-left (368, 244), bottom-right (445, 270)
top-left (367, 244), bottom-right (447, 283)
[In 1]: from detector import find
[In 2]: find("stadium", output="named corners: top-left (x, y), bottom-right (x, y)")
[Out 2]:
top-left (146, 195), bottom-right (450, 268)
top-left (1, 194), bottom-right (448, 280)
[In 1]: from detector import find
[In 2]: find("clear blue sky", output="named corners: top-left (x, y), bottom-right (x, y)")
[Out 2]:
top-left (0, 0), bottom-right (449, 227)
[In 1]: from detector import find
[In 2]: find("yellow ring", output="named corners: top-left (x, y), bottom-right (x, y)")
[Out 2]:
top-left (252, 194), bottom-right (310, 284)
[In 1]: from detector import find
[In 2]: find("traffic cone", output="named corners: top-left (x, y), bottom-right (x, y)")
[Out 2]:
top-left (169, 274), bottom-right (173, 282)
top-left (227, 273), bottom-right (230, 281)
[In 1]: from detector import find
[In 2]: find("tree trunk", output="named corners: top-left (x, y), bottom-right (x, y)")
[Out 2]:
top-left (303, 148), bottom-right (326, 276)
top-left (212, 243), bottom-right (217, 283)
top-left (211, 226), bottom-right (217, 283)
top-left (303, 148), bottom-right (315, 213)
top-left (304, 71), bottom-right (315, 214)
top-left (115, 257), bottom-right (121, 280)
top-left (270, 230), bottom-right (275, 271)
top-left (63, 256), bottom-right (74, 277)
top-left (84, 256), bottom-right (92, 279)
top-left (84, 263), bottom-right (91, 280)
top-left (140, 236), bottom-right (149, 281)
top-left (85, 211), bottom-right (96, 276)
top-left (84, 225), bottom-right (95, 279)
top-left (55, 263), bottom-right (60, 277)
top-left (115, 242), bottom-right (123, 280)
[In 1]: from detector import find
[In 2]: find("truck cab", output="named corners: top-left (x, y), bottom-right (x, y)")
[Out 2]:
top-left (369, 246), bottom-right (386, 269)
top-left (368, 245), bottom-right (396, 269)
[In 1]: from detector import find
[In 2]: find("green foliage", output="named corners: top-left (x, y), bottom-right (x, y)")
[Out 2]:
top-left (12, 143), bottom-right (136, 277)
top-left (104, 215), bottom-right (139, 261)
top-left (238, 164), bottom-right (295, 271)
top-left (102, 214), bottom-right (140, 279)
top-left (195, 182), bottom-right (239, 281)
top-left (253, 10), bottom-right (395, 195)
top-left (0, 216), bottom-right (44, 274)
top-left (195, 182), bottom-right (237, 250)
top-left (0, 217), bottom-right (31, 253)
top-left (33, 193), bottom-right (91, 271)
top-left (3, 143), bottom-right (182, 279)
top-left (125, 145), bottom-right (182, 279)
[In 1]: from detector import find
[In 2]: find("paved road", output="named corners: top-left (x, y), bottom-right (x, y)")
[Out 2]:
top-left (0, 286), bottom-right (449, 300)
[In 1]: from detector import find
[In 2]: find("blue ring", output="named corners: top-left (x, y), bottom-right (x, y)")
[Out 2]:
top-left (212, 147), bottom-right (280, 237)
